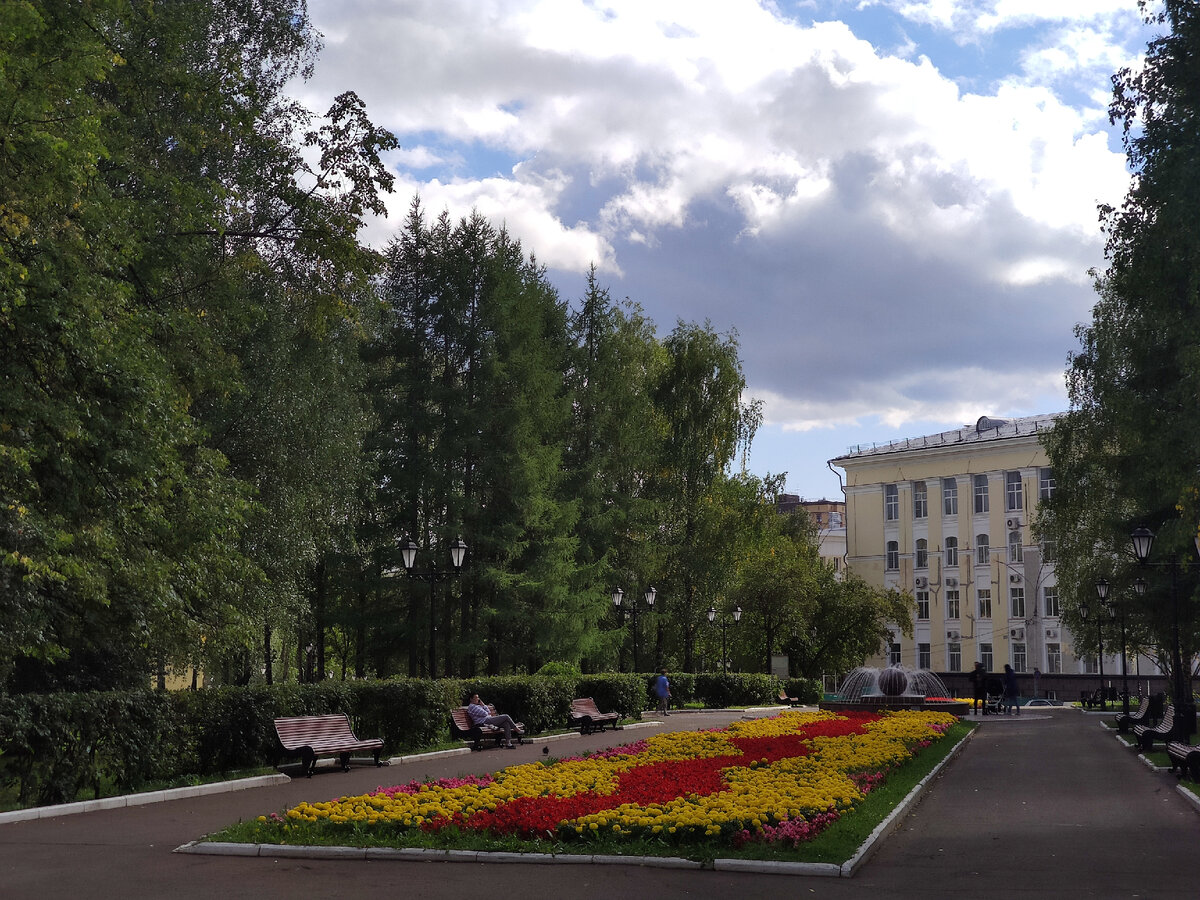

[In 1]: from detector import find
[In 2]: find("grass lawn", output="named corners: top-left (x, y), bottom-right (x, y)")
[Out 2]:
top-left (206, 711), bottom-right (974, 867)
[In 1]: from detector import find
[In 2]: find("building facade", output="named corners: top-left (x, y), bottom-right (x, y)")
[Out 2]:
top-left (831, 414), bottom-right (1088, 682)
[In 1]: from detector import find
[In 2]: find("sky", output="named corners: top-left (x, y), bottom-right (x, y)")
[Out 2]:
top-left (290, 0), bottom-right (1158, 501)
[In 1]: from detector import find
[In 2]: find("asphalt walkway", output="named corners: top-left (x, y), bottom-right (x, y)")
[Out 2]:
top-left (2, 708), bottom-right (1198, 899)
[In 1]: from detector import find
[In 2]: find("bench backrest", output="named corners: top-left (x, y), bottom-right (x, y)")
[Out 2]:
top-left (571, 698), bottom-right (603, 716)
top-left (274, 714), bottom-right (356, 749)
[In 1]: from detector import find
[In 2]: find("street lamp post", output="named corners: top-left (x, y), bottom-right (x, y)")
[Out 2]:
top-left (612, 586), bottom-right (656, 672)
top-left (400, 535), bottom-right (467, 679)
top-left (1085, 580), bottom-right (1107, 709)
top-left (707, 604), bottom-right (742, 673)
top-left (1098, 577), bottom-right (1131, 717)
top-left (1130, 525), bottom-right (1196, 739)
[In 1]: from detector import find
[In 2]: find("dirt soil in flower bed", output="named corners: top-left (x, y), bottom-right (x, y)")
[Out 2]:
top-left (209, 709), bottom-right (968, 864)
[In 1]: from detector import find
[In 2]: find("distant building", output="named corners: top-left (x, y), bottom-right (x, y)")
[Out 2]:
top-left (830, 414), bottom-right (1095, 681)
top-left (777, 494), bottom-right (846, 575)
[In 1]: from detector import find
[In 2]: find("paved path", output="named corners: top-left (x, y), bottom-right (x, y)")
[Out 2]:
top-left (2, 709), bottom-right (1198, 898)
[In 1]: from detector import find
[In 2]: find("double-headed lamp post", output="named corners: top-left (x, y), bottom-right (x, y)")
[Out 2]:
top-left (1096, 577), bottom-right (1131, 718)
top-left (707, 604), bottom-right (742, 673)
top-left (1130, 525), bottom-right (1197, 739)
top-left (400, 535), bottom-right (467, 680)
top-left (612, 586), bottom-right (656, 672)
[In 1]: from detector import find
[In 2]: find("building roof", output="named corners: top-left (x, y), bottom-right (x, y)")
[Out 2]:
top-left (831, 412), bottom-right (1065, 463)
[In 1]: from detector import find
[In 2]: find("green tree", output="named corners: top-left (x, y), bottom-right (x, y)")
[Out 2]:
top-left (1041, 1), bottom-right (1200, 691)
top-left (650, 323), bottom-right (759, 671)
top-left (0, 0), bottom-right (393, 690)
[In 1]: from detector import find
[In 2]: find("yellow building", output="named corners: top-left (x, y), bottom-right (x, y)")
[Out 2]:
top-left (831, 414), bottom-right (1082, 681)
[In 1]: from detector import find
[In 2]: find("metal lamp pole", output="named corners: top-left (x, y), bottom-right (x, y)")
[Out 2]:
top-left (613, 586), bottom-right (656, 672)
top-left (1089, 580), bottom-right (1108, 709)
top-left (401, 535), bottom-right (467, 679)
top-left (1130, 525), bottom-right (1196, 740)
top-left (707, 604), bottom-right (742, 672)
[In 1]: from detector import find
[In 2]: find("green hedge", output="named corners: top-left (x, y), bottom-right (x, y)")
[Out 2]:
top-left (0, 672), bottom-right (815, 809)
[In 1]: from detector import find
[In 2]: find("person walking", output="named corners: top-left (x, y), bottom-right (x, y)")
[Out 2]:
top-left (654, 670), bottom-right (671, 717)
top-left (969, 661), bottom-right (988, 715)
top-left (1003, 664), bottom-right (1021, 715)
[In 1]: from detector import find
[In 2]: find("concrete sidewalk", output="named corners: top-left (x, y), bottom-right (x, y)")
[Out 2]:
top-left (2, 708), bottom-right (1198, 898)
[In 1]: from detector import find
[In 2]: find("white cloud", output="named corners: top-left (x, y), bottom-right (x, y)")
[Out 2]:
top-left (296, 0), bottom-right (1149, 493)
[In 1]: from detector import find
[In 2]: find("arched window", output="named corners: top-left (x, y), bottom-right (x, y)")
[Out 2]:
top-left (945, 537), bottom-right (958, 567)
top-left (886, 541), bottom-right (899, 570)
top-left (1009, 530), bottom-right (1023, 563)
top-left (915, 538), bottom-right (928, 569)
top-left (976, 534), bottom-right (990, 565)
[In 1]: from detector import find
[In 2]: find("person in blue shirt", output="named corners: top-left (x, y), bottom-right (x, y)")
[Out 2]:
top-left (466, 693), bottom-right (519, 748)
top-left (654, 670), bottom-right (671, 717)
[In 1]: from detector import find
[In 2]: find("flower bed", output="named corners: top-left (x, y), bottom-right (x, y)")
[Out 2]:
top-left (235, 709), bottom-right (956, 854)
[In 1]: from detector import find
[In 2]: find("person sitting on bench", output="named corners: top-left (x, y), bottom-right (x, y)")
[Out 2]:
top-left (466, 693), bottom-right (519, 748)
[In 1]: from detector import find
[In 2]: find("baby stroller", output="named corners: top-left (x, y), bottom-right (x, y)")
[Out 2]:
top-left (984, 692), bottom-right (1005, 715)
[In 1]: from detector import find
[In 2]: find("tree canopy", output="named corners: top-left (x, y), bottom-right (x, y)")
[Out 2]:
top-left (1041, 1), bottom-right (1200, 681)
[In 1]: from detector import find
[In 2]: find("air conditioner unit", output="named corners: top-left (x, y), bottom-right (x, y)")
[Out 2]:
top-left (1006, 517), bottom-right (1023, 529)
top-left (1045, 628), bottom-right (1060, 640)
top-left (1009, 573), bottom-right (1022, 583)
top-left (946, 577), bottom-right (958, 587)
top-left (914, 576), bottom-right (928, 589)
top-left (947, 630), bottom-right (961, 641)
top-left (1010, 627), bottom-right (1025, 640)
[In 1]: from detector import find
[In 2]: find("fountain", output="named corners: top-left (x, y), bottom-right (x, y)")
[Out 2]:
top-left (820, 665), bottom-right (969, 714)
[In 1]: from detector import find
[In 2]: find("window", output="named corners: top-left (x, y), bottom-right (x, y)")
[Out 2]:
top-left (974, 474), bottom-right (989, 514)
top-left (1040, 539), bottom-right (1056, 563)
top-left (1006, 470), bottom-right (1023, 512)
top-left (1012, 642), bottom-right (1027, 673)
top-left (888, 641), bottom-right (901, 667)
top-left (913, 481), bottom-right (928, 519)
top-left (916, 590), bottom-right (930, 620)
top-left (1082, 656), bottom-right (1098, 675)
top-left (980, 642), bottom-right (993, 672)
top-left (1043, 585), bottom-right (1060, 617)
top-left (946, 589), bottom-right (960, 620)
top-left (918, 642), bottom-right (931, 670)
top-left (885, 484), bottom-right (899, 521)
top-left (1008, 530), bottom-right (1023, 563)
top-left (886, 541), bottom-right (899, 571)
top-left (1010, 586), bottom-right (1025, 618)
top-left (915, 538), bottom-right (928, 569)
top-left (943, 478), bottom-right (958, 516)
top-left (1046, 642), bottom-right (1062, 674)
top-left (1039, 467), bottom-right (1055, 500)
top-left (978, 589), bottom-right (992, 619)
top-left (945, 537), bottom-right (958, 567)
top-left (830, 511), bottom-right (842, 527)
top-left (948, 642), bottom-right (962, 672)
top-left (976, 534), bottom-right (990, 564)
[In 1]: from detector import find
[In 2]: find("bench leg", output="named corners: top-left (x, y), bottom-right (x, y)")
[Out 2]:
top-left (339, 752), bottom-right (351, 772)
top-left (302, 749), bottom-right (316, 777)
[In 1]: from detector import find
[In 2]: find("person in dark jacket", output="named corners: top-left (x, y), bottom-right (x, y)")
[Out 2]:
top-left (1003, 664), bottom-right (1021, 715)
top-left (969, 661), bottom-right (988, 714)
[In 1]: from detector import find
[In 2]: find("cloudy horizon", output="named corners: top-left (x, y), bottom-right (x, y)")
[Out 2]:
top-left (290, 0), bottom-right (1155, 499)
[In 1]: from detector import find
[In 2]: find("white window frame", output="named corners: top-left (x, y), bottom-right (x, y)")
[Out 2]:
top-left (1005, 470), bottom-right (1023, 512)
top-left (886, 540), bottom-right (899, 570)
top-left (943, 478), bottom-right (958, 516)
top-left (885, 484), bottom-right (899, 521)
top-left (945, 537), bottom-right (958, 567)
top-left (1010, 586), bottom-right (1025, 619)
top-left (915, 538), bottom-right (928, 569)
top-left (946, 589), bottom-right (960, 620)
top-left (974, 474), bottom-right (989, 514)
top-left (913, 481), bottom-right (928, 519)
top-left (977, 588), bottom-right (992, 619)
top-left (976, 534), bottom-right (990, 565)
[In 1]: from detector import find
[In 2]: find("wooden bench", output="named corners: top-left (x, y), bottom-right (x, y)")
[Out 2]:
top-left (569, 697), bottom-right (621, 734)
top-left (1080, 689), bottom-right (1104, 710)
top-left (1167, 740), bottom-right (1200, 781)
top-left (1116, 696), bottom-right (1151, 734)
top-left (273, 714), bottom-right (385, 776)
top-left (450, 705), bottom-right (527, 751)
top-left (1134, 704), bottom-right (1175, 751)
